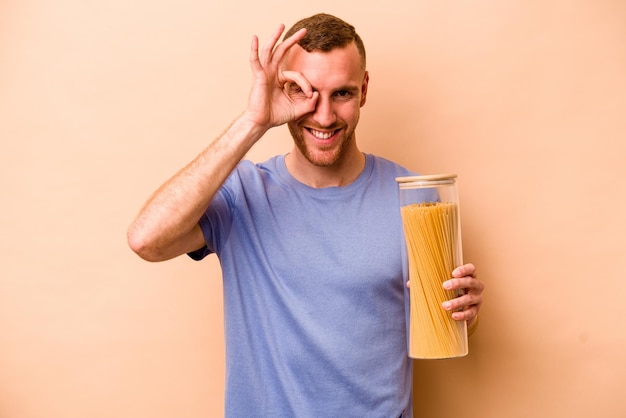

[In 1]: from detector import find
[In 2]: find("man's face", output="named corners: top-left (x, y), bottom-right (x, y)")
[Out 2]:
top-left (284, 42), bottom-right (369, 168)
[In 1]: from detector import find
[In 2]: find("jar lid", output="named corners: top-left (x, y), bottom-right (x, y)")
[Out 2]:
top-left (395, 174), bottom-right (457, 188)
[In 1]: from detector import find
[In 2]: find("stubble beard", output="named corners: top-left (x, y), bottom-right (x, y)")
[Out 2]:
top-left (287, 122), bottom-right (356, 168)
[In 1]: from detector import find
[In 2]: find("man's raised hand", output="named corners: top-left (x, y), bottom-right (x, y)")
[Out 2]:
top-left (244, 25), bottom-right (318, 130)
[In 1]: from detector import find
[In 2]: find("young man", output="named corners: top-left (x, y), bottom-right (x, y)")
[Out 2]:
top-left (128, 13), bottom-right (484, 418)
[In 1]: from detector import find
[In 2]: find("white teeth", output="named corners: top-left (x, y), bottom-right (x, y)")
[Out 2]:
top-left (310, 129), bottom-right (334, 140)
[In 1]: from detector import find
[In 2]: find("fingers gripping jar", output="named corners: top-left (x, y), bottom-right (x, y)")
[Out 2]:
top-left (396, 174), bottom-right (468, 359)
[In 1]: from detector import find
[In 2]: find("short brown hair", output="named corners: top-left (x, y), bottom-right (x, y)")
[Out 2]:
top-left (284, 13), bottom-right (366, 69)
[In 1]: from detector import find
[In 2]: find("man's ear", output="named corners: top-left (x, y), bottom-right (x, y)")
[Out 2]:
top-left (360, 71), bottom-right (369, 107)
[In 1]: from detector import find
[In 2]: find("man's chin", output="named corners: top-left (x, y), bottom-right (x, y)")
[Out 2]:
top-left (303, 149), bottom-right (342, 167)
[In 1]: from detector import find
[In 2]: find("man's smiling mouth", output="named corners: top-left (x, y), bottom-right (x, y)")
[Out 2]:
top-left (308, 128), bottom-right (338, 140)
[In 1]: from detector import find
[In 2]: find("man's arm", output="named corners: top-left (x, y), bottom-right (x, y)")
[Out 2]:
top-left (127, 25), bottom-right (317, 262)
top-left (127, 116), bottom-right (267, 262)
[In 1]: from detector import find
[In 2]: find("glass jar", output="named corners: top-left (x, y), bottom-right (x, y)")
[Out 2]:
top-left (396, 174), bottom-right (468, 359)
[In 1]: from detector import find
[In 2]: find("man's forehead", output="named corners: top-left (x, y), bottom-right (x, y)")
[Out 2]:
top-left (284, 46), bottom-right (364, 86)
top-left (283, 42), bottom-right (363, 69)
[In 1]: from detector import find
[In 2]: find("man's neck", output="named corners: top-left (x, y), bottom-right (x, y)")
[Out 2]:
top-left (284, 149), bottom-right (366, 189)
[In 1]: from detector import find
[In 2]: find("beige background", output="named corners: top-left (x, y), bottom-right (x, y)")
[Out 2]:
top-left (1, 0), bottom-right (625, 417)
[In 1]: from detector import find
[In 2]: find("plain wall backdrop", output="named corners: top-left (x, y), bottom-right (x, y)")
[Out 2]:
top-left (1, 0), bottom-right (625, 417)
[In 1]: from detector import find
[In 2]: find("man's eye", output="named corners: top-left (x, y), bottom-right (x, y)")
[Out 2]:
top-left (335, 90), bottom-right (352, 98)
top-left (286, 84), bottom-right (304, 95)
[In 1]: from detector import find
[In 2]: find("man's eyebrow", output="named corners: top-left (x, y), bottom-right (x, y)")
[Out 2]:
top-left (310, 85), bottom-right (359, 95)
top-left (334, 86), bottom-right (360, 93)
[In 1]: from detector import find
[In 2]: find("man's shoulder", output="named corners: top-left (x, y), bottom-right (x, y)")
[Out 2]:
top-left (229, 155), bottom-right (283, 180)
top-left (367, 154), bottom-right (415, 176)
top-left (237, 155), bottom-right (281, 172)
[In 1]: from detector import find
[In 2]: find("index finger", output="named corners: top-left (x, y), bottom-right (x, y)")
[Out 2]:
top-left (282, 71), bottom-right (314, 98)
top-left (452, 263), bottom-right (476, 278)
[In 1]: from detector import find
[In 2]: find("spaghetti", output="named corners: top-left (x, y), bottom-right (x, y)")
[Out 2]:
top-left (401, 202), bottom-right (468, 359)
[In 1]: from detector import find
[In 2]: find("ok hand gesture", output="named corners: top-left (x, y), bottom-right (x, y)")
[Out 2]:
top-left (244, 25), bottom-right (319, 131)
